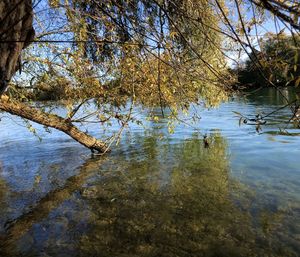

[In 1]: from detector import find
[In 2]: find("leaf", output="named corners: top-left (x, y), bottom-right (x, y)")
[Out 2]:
top-left (239, 117), bottom-right (243, 127)
top-left (295, 77), bottom-right (300, 87)
top-left (294, 51), bottom-right (299, 64)
top-left (169, 31), bottom-right (179, 39)
top-left (49, 0), bottom-right (59, 8)
top-left (269, 74), bottom-right (274, 81)
top-left (153, 116), bottom-right (159, 122)
top-left (293, 13), bottom-right (299, 24)
top-left (284, 65), bottom-right (289, 78)
top-left (34, 175), bottom-right (42, 184)
top-left (232, 111), bottom-right (242, 117)
top-left (291, 73), bottom-right (295, 80)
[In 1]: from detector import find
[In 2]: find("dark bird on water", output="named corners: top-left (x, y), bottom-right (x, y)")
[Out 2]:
top-left (203, 134), bottom-right (209, 148)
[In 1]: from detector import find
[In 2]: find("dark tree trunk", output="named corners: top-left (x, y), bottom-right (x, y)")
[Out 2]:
top-left (0, 98), bottom-right (108, 153)
top-left (0, 0), bottom-right (35, 95)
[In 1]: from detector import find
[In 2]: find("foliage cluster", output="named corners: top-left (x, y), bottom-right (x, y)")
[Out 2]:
top-left (236, 33), bottom-right (300, 88)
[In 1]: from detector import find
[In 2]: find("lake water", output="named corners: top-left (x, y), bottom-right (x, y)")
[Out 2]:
top-left (0, 88), bottom-right (300, 257)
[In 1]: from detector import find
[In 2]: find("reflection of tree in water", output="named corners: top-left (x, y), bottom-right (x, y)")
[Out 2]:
top-left (78, 134), bottom-right (295, 257)
top-left (0, 162), bottom-right (10, 231)
top-left (0, 157), bottom-right (106, 255)
top-left (245, 87), bottom-right (297, 106)
top-left (0, 133), bottom-right (298, 256)
top-left (0, 178), bottom-right (9, 216)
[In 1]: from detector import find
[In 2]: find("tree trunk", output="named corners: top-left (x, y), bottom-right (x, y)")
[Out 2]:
top-left (0, 98), bottom-right (108, 153)
top-left (0, 0), bottom-right (35, 94)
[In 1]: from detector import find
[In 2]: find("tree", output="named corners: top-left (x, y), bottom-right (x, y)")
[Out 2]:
top-left (0, 0), bottom-right (34, 94)
top-left (236, 33), bottom-right (300, 87)
top-left (250, 0), bottom-right (300, 30)
top-left (0, 0), bottom-right (232, 152)
top-left (0, 0), bottom-right (300, 152)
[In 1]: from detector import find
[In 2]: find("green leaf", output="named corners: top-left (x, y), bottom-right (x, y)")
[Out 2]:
top-left (294, 51), bottom-right (299, 64)
top-left (291, 73), bottom-right (295, 80)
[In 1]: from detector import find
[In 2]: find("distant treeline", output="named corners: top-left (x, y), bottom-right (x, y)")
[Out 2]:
top-left (232, 33), bottom-right (300, 90)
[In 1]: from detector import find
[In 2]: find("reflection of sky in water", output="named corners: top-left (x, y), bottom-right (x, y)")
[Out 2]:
top-left (0, 88), bottom-right (300, 256)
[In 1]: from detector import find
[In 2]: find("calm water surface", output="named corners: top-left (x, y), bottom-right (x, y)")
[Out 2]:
top-left (0, 88), bottom-right (300, 256)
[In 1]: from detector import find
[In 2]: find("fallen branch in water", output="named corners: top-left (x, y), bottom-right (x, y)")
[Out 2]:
top-left (0, 95), bottom-right (109, 153)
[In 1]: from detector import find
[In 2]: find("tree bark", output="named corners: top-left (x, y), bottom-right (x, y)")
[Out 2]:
top-left (0, 0), bottom-right (35, 94)
top-left (0, 98), bottom-right (108, 153)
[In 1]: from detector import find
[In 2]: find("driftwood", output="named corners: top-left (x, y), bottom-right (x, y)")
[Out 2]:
top-left (0, 0), bottom-right (35, 95)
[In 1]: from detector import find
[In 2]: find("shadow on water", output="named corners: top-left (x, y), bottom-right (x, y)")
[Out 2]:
top-left (244, 87), bottom-right (300, 106)
top-left (0, 133), bottom-right (299, 257)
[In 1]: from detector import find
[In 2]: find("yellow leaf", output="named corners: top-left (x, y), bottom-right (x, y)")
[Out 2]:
top-left (295, 77), bottom-right (300, 87)
top-left (169, 31), bottom-right (179, 39)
